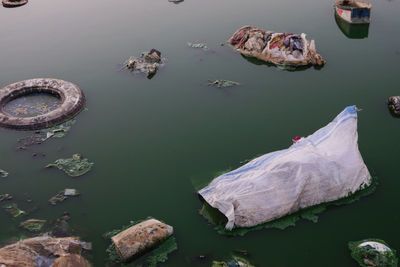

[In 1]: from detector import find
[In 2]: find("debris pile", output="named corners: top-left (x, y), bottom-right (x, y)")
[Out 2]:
top-left (123, 49), bottom-right (164, 78)
top-left (208, 80), bottom-right (240, 88)
top-left (46, 154), bottom-right (94, 177)
top-left (0, 236), bottom-right (91, 267)
top-left (229, 25), bottom-right (325, 68)
top-left (349, 239), bottom-right (398, 267)
top-left (49, 189), bottom-right (80, 205)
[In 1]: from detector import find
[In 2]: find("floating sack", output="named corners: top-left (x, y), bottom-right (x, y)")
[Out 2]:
top-left (46, 154), bottom-right (93, 177)
top-left (388, 96), bottom-right (400, 115)
top-left (229, 25), bottom-right (325, 68)
top-left (110, 219), bottom-right (174, 262)
top-left (349, 239), bottom-right (398, 267)
top-left (199, 106), bottom-right (371, 230)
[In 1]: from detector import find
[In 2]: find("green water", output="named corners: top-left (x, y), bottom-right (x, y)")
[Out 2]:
top-left (0, 0), bottom-right (399, 266)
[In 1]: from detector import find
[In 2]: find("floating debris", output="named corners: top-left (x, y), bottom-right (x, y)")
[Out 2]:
top-left (46, 154), bottom-right (94, 177)
top-left (3, 203), bottom-right (25, 218)
top-left (18, 120), bottom-right (75, 149)
top-left (49, 189), bottom-right (80, 205)
top-left (208, 80), bottom-right (240, 88)
top-left (229, 25), bottom-right (325, 68)
top-left (105, 218), bottom-right (177, 266)
top-left (169, 0), bottom-right (184, 3)
top-left (188, 42), bottom-right (208, 50)
top-left (0, 194), bottom-right (12, 202)
top-left (0, 169), bottom-right (8, 178)
top-left (212, 256), bottom-right (254, 267)
top-left (19, 219), bottom-right (47, 232)
top-left (349, 239), bottom-right (398, 267)
top-left (388, 96), bottom-right (400, 115)
top-left (0, 236), bottom-right (91, 266)
top-left (122, 49), bottom-right (164, 79)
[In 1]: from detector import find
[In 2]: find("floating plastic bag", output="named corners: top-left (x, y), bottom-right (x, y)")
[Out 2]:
top-left (199, 106), bottom-right (371, 230)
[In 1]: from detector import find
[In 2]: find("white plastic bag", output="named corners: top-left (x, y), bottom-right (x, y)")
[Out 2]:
top-left (199, 106), bottom-right (371, 230)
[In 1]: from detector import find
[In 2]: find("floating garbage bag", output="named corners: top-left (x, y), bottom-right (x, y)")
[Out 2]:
top-left (229, 25), bottom-right (325, 68)
top-left (349, 239), bottom-right (398, 267)
top-left (388, 96), bottom-right (400, 115)
top-left (199, 106), bottom-right (371, 230)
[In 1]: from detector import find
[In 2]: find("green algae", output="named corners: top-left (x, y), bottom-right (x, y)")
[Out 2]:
top-left (212, 256), bottom-right (254, 267)
top-left (19, 219), bottom-right (47, 232)
top-left (46, 154), bottom-right (94, 177)
top-left (349, 239), bottom-right (398, 267)
top-left (40, 119), bottom-right (75, 141)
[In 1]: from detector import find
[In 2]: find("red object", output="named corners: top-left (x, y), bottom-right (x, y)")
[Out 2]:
top-left (293, 136), bottom-right (302, 143)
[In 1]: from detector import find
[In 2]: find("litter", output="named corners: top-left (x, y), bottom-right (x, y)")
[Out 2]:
top-left (0, 169), bottom-right (8, 178)
top-left (388, 96), bottom-right (400, 115)
top-left (49, 189), bottom-right (80, 205)
top-left (105, 218), bottom-right (176, 265)
top-left (19, 219), bottom-right (47, 232)
top-left (199, 106), bottom-right (371, 230)
top-left (188, 42), bottom-right (208, 50)
top-left (46, 154), bottom-right (93, 177)
top-left (208, 80), bottom-right (240, 88)
top-left (349, 239), bottom-right (398, 267)
top-left (122, 49), bottom-right (164, 79)
top-left (212, 256), bottom-right (254, 267)
top-left (0, 194), bottom-right (12, 202)
top-left (2, 203), bottom-right (25, 218)
top-left (229, 25), bottom-right (325, 68)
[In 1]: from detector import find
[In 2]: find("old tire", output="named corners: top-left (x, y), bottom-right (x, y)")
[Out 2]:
top-left (2, 0), bottom-right (28, 7)
top-left (0, 78), bottom-right (85, 130)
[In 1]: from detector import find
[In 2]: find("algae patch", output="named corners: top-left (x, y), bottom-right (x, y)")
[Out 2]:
top-left (46, 154), bottom-right (93, 177)
top-left (208, 80), bottom-right (240, 88)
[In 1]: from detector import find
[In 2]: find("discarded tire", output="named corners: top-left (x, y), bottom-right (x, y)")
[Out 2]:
top-left (388, 96), bottom-right (400, 115)
top-left (2, 0), bottom-right (28, 7)
top-left (0, 78), bottom-right (85, 130)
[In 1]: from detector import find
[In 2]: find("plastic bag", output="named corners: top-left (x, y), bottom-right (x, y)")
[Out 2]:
top-left (199, 106), bottom-right (371, 230)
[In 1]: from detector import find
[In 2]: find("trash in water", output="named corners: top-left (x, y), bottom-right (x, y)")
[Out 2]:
top-left (105, 218), bottom-right (177, 266)
top-left (48, 189), bottom-right (80, 205)
top-left (208, 80), bottom-right (240, 88)
top-left (229, 25), bottom-right (325, 68)
top-left (3, 203), bottom-right (26, 218)
top-left (0, 169), bottom-right (8, 178)
top-left (17, 120), bottom-right (75, 149)
top-left (349, 239), bottom-right (398, 267)
top-left (388, 96), bottom-right (400, 115)
top-left (188, 42), bottom-right (208, 50)
top-left (19, 219), bottom-right (47, 232)
top-left (46, 154), bottom-right (94, 177)
top-left (169, 0), bottom-right (184, 3)
top-left (199, 106), bottom-right (371, 230)
top-left (122, 49), bottom-right (164, 79)
top-left (212, 256), bottom-right (254, 267)
top-left (0, 194), bottom-right (12, 202)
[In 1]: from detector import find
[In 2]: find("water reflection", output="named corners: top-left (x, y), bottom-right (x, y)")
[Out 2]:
top-left (335, 13), bottom-right (370, 39)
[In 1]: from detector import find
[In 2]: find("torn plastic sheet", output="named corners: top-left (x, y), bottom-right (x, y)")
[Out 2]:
top-left (199, 106), bottom-right (372, 231)
top-left (46, 154), bottom-right (93, 177)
